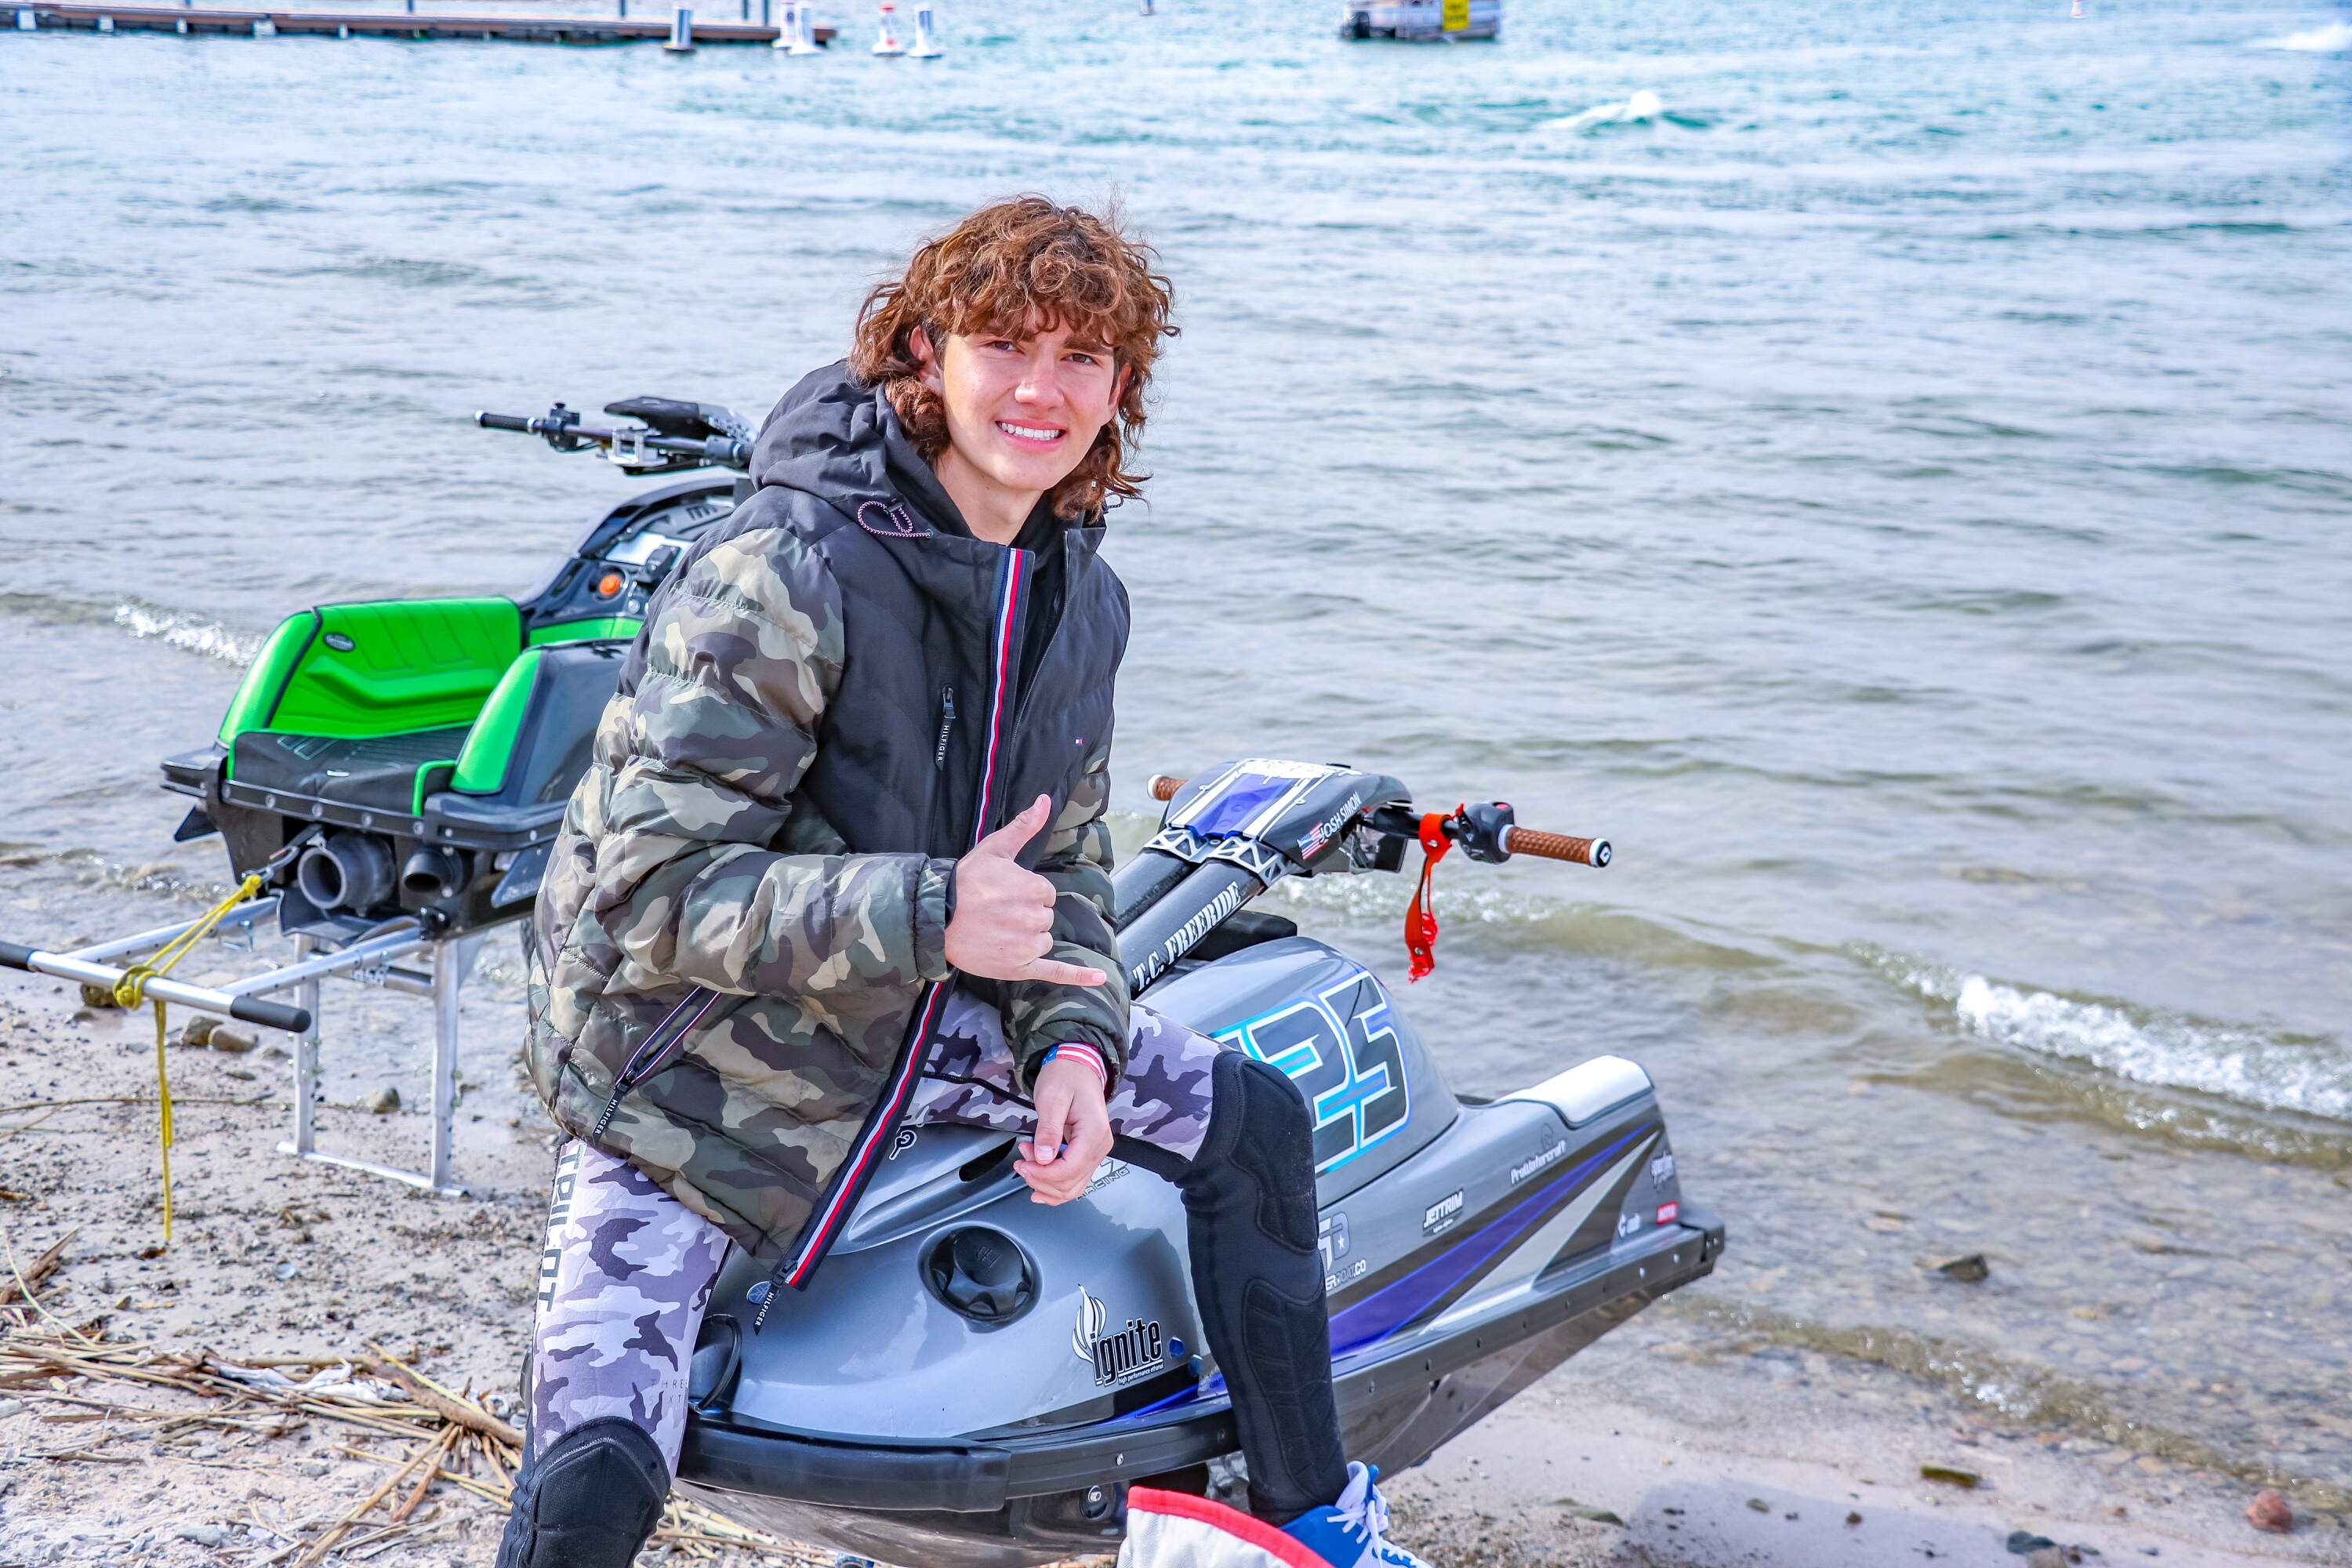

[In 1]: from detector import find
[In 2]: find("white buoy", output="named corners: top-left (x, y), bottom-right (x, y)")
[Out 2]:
top-left (252, 15), bottom-right (274, 34)
top-left (906, 1), bottom-right (938, 55)
top-left (665, 4), bottom-right (694, 49)
top-left (176, 15), bottom-right (187, 30)
top-left (872, 0), bottom-right (903, 53)
top-left (16, 8), bottom-right (36, 29)
top-left (1138, 0), bottom-right (1153, 13)
top-left (775, 0), bottom-right (818, 51)
top-left (97, 13), bottom-right (114, 29)
top-left (2070, 0), bottom-right (2082, 15)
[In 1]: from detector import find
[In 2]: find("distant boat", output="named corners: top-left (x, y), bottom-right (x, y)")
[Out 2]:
top-left (1340, 0), bottom-right (1500, 42)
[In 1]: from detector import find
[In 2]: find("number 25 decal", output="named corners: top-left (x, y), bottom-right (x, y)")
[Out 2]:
top-left (1218, 967), bottom-right (1410, 1175)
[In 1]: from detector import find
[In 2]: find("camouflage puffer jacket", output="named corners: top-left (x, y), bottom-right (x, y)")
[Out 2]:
top-left (525, 362), bottom-right (1131, 1283)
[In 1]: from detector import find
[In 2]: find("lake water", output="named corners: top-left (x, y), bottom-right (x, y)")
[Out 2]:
top-left (3, 0), bottom-right (2349, 1505)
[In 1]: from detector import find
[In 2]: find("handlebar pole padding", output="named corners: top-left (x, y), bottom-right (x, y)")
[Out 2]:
top-left (1502, 827), bottom-right (1610, 867)
top-left (1147, 775), bottom-right (1185, 802)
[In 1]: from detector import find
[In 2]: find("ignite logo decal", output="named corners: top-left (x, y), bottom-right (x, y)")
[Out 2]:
top-left (1656, 1201), bottom-right (1680, 1225)
top-left (1073, 1286), bottom-right (1166, 1388)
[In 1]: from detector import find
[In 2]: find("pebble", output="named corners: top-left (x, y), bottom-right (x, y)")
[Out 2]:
top-left (371, 1085), bottom-right (402, 1114)
top-left (1920, 1464), bottom-right (1982, 1489)
top-left (1934, 1253), bottom-right (1991, 1283)
top-left (296, 1460), bottom-right (329, 1477)
top-left (180, 1015), bottom-right (218, 1047)
top-left (176, 1524), bottom-right (228, 1546)
top-left (1745, 1497), bottom-right (1770, 1512)
top-left (209, 1026), bottom-right (257, 1054)
top-left (2008, 1531), bottom-right (2058, 1555)
top-left (0, 1397), bottom-right (24, 1418)
top-left (274, 1261), bottom-right (299, 1281)
top-left (2245, 1488), bottom-right (2292, 1533)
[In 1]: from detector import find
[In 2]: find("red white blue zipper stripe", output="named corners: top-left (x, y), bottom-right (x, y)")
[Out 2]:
top-left (766, 548), bottom-right (1029, 1312)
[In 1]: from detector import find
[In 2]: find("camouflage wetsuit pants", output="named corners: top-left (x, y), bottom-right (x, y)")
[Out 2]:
top-left (528, 996), bottom-right (1225, 1472)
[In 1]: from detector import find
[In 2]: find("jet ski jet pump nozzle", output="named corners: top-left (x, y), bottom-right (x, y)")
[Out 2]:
top-left (295, 831), bottom-right (394, 914)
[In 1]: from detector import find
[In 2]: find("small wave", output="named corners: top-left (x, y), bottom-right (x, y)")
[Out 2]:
top-left (2249, 21), bottom-right (2352, 52)
top-left (113, 601), bottom-right (260, 666)
top-left (1540, 89), bottom-right (1700, 136)
top-left (1876, 951), bottom-right (2350, 1123)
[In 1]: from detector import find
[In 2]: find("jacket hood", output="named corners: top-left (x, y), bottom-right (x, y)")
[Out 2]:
top-left (750, 359), bottom-right (903, 518)
top-left (752, 359), bottom-right (1100, 540)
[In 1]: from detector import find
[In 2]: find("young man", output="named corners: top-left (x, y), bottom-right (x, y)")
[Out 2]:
top-left (503, 197), bottom-right (1434, 1568)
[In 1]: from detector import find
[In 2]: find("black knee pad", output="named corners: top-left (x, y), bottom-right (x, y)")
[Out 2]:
top-left (1211, 1053), bottom-right (1319, 1251)
top-left (495, 1417), bottom-right (669, 1568)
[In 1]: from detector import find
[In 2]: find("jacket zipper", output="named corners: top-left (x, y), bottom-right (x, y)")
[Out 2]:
top-left (933, 684), bottom-right (956, 770)
top-left (589, 986), bottom-right (720, 1144)
top-left (760, 548), bottom-right (1030, 1324)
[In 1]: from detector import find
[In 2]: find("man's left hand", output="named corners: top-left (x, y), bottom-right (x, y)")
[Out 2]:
top-left (1016, 1055), bottom-right (1114, 1205)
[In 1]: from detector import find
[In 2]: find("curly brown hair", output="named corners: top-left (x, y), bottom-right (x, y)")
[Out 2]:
top-left (851, 196), bottom-right (1178, 520)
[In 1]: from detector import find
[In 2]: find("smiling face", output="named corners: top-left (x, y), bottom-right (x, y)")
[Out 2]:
top-left (910, 318), bottom-right (1127, 543)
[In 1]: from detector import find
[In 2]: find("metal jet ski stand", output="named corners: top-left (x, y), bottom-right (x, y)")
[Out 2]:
top-left (0, 397), bottom-right (771, 1201)
top-left (2, 878), bottom-right (488, 1198)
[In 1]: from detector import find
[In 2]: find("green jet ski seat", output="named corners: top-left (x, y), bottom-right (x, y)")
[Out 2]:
top-left (163, 596), bottom-right (639, 933)
top-left (217, 597), bottom-right (630, 818)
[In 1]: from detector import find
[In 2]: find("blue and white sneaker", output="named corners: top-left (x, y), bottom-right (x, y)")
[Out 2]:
top-left (1279, 1461), bottom-right (1436, 1568)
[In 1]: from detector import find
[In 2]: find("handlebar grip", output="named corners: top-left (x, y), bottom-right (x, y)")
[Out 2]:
top-left (1147, 775), bottom-right (1185, 802)
top-left (229, 995), bottom-right (314, 1036)
top-left (0, 940), bottom-right (37, 971)
top-left (476, 412), bottom-right (532, 432)
top-left (1503, 827), bottom-right (1611, 867)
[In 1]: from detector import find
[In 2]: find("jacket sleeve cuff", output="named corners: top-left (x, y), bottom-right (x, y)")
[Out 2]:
top-left (913, 857), bottom-right (955, 982)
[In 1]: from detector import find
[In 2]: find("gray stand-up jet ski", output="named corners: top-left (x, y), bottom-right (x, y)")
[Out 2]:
top-left (672, 760), bottom-right (1726, 1566)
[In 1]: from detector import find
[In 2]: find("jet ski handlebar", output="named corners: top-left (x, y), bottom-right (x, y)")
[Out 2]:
top-left (1144, 775), bottom-right (1610, 869)
top-left (475, 400), bottom-right (753, 474)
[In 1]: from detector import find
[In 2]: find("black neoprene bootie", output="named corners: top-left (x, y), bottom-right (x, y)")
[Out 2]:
top-left (495, 1416), bottom-right (669, 1568)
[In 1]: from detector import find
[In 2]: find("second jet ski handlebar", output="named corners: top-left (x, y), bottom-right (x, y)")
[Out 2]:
top-left (477, 403), bottom-right (753, 473)
top-left (1145, 774), bottom-right (1610, 869)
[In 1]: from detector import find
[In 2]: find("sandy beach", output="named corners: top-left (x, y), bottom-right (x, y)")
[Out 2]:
top-left (2, 970), bottom-right (2336, 1567)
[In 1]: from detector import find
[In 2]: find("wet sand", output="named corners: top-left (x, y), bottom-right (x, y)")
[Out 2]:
top-left (2, 973), bottom-right (2336, 1567)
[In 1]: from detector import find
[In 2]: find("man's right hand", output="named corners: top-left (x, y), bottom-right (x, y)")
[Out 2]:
top-left (944, 794), bottom-right (1110, 987)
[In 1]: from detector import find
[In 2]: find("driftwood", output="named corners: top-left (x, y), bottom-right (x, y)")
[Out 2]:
top-left (0, 1319), bottom-right (861, 1564)
top-left (0, 1226), bottom-right (77, 1305)
top-left (365, 1340), bottom-right (524, 1446)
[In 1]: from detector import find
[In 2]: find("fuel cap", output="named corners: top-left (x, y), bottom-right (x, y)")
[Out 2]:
top-left (922, 1226), bottom-right (1036, 1325)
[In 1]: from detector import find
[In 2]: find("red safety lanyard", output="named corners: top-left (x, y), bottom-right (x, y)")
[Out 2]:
top-left (1403, 811), bottom-right (1453, 982)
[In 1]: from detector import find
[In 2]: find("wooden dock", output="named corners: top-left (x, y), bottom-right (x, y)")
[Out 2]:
top-left (5, 1), bottom-right (838, 45)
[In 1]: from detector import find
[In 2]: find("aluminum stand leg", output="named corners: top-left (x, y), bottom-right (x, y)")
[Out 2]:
top-left (289, 931), bottom-right (320, 1156)
top-left (428, 934), bottom-right (483, 1196)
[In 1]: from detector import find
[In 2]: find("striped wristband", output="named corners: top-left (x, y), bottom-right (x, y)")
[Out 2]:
top-left (1040, 1041), bottom-right (1109, 1091)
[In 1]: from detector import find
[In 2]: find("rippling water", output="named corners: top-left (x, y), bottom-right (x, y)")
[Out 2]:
top-left (4, 0), bottom-right (2349, 1500)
